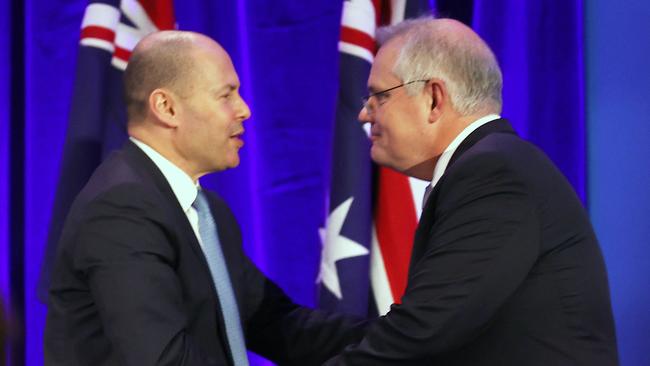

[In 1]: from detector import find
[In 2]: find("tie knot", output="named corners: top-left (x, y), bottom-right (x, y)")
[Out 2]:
top-left (193, 189), bottom-right (210, 213)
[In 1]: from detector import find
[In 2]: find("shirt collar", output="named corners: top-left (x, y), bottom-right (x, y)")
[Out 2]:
top-left (130, 137), bottom-right (198, 212)
top-left (429, 114), bottom-right (501, 189)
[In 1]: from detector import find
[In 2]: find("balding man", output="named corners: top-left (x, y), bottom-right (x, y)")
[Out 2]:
top-left (324, 17), bottom-right (618, 365)
top-left (44, 31), bottom-right (366, 366)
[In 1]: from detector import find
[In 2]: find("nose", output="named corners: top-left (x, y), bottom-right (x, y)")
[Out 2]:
top-left (358, 105), bottom-right (372, 125)
top-left (238, 96), bottom-right (251, 121)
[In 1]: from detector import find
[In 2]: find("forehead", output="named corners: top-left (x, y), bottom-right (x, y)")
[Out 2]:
top-left (368, 39), bottom-right (403, 88)
top-left (192, 44), bottom-right (239, 86)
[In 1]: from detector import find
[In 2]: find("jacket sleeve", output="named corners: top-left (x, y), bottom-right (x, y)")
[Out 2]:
top-left (73, 184), bottom-right (223, 366)
top-left (324, 151), bottom-right (540, 365)
top-left (242, 256), bottom-right (369, 366)
top-left (205, 193), bottom-right (370, 366)
top-left (195, 192), bottom-right (368, 366)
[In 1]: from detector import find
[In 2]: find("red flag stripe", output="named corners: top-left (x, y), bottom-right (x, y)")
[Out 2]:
top-left (372, 0), bottom-right (385, 25)
top-left (374, 167), bottom-right (417, 303)
top-left (340, 26), bottom-right (376, 56)
top-left (139, 0), bottom-right (176, 30)
top-left (80, 26), bottom-right (116, 43)
top-left (114, 46), bottom-right (131, 62)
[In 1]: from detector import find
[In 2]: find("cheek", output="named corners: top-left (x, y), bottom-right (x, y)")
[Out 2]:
top-left (201, 110), bottom-right (230, 138)
top-left (377, 113), bottom-right (406, 145)
top-left (383, 116), bottom-right (424, 155)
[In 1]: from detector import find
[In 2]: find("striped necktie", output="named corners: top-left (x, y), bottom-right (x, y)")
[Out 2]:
top-left (193, 190), bottom-right (249, 366)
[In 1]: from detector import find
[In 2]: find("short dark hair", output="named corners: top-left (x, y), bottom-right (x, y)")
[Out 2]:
top-left (123, 33), bottom-right (196, 123)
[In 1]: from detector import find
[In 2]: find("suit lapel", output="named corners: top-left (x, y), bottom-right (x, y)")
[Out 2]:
top-left (123, 141), bottom-right (210, 272)
top-left (123, 141), bottom-right (234, 351)
top-left (410, 119), bottom-right (517, 274)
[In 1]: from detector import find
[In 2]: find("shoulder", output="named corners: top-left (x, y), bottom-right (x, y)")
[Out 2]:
top-left (64, 157), bottom-right (176, 259)
top-left (71, 142), bottom-right (173, 223)
top-left (432, 133), bottom-right (539, 213)
top-left (66, 182), bottom-right (178, 272)
top-left (445, 135), bottom-right (520, 184)
top-left (73, 181), bottom-right (169, 238)
top-left (445, 132), bottom-right (546, 185)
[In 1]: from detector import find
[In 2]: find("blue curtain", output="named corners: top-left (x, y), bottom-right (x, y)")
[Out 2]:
top-left (1, 0), bottom-right (648, 365)
top-left (586, 2), bottom-right (650, 365)
top-left (473, 0), bottom-right (586, 200)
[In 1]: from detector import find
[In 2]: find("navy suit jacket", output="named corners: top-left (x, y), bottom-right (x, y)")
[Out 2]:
top-left (45, 141), bottom-right (366, 365)
top-left (325, 119), bottom-right (618, 365)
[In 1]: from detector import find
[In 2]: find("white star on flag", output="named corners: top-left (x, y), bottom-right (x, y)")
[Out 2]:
top-left (317, 197), bottom-right (369, 299)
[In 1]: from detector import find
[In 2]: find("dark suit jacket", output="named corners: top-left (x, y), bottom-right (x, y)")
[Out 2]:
top-left (325, 119), bottom-right (618, 365)
top-left (44, 141), bottom-right (366, 366)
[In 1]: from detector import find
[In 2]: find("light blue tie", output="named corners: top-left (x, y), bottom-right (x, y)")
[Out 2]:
top-left (193, 190), bottom-right (249, 366)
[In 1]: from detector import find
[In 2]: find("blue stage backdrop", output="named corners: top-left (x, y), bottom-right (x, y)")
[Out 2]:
top-left (586, 1), bottom-right (650, 365)
top-left (0, 0), bottom-right (648, 365)
top-left (473, 0), bottom-right (586, 200)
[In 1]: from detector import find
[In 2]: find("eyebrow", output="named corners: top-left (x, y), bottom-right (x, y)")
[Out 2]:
top-left (215, 84), bottom-right (238, 95)
top-left (367, 85), bottom-right (381, 94)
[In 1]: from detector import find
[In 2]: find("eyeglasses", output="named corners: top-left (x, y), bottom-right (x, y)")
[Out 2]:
top-left (361, 79), bottom-right (429, 114)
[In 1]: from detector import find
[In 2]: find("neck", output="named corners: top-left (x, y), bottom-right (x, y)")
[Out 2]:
top-left (129, 126), bottom-right (202, 183)
top-left (404, 157), bottom-right (438, 181)
top-left (404, 113), bottom-right (491, 181)
top-left (441, 112), bottom-right (491, 148)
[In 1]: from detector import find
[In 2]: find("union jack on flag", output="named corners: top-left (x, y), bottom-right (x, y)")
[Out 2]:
top-left (39, 0), bottom-right (176, 302)
top-left (318, 0), bottom-right (431, 316)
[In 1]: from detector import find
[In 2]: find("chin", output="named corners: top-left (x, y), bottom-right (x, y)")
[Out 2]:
top-left (370, 146), bottom-right (390, 167)
top-left (210, 155), bottom-right (240, 172)
top-left (226, 156), bottom-right (241, 168)
top-left (371, 149), bottom-right (407, 173)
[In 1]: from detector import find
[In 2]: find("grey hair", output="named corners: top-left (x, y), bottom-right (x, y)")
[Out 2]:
top-left (376, 16), bottom-right (503, 115)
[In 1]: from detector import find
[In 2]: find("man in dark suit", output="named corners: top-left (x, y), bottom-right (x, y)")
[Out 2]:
top-left (44, 31), bottom-right (366, 365)
top-left (325, 17), bottom-right (618, 365)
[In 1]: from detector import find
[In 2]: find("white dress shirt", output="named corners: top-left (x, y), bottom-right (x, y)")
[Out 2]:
top-left (428, 114), bottom-right (501, 190)
top-left (130, 137), bottom-right (205, 248)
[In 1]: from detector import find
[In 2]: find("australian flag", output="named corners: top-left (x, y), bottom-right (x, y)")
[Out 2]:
top-left (318, 0), bottom-right (431, 317)
top-left (38, 0), bottom-right (176, 302)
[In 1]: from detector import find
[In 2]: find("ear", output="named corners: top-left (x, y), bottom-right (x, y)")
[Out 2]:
top-left (427, 79), bottom-right (448, 124)
top-left (148, 88), bottom-right (179, 128)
